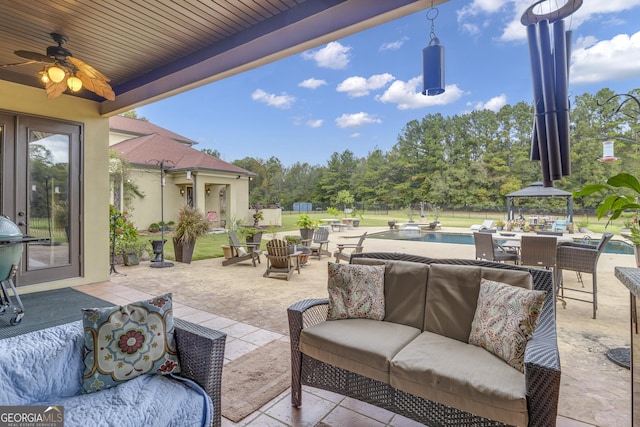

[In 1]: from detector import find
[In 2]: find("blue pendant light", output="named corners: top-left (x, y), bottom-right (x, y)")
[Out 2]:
top-left (422, 6), bottom-right (444, 96)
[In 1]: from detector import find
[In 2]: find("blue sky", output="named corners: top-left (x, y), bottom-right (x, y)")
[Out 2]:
top-left (138, 0), bottom-right (640, 167)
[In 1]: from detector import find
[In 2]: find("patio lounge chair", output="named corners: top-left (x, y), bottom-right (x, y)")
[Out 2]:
top-left (551, 219), bottom-right (569, 233)
top-left (470, 219), bottom-right (494, 231)
top-left (333, 232), bottom-right (367, 263)
top-left (222, 231), bottom-right (262, 267)
top-left (308, 227), bottom-right (331, 260)
top-left (264, 239), bottom-right (298, 280)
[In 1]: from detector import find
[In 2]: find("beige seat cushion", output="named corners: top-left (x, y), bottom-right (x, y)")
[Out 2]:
top-left (300, 319), bottom-right (421, 383)
top-left (352, 258), bottom-right (429, 329)
top-left (390, 331), bottom-right (527, 427)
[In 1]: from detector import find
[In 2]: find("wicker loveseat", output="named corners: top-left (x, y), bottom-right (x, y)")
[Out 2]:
top-left (0, 318), bottom-right (226, 427)
top-left (288, 253), bottom-right (560, 427)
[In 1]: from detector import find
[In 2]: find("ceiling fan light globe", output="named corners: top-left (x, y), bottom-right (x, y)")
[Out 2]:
top-left (47, 65), bottom-right (66, 83)
top-left (39, 69), bottom-right (50, 84)
top-left (67, 76), bottom-right (82, 92)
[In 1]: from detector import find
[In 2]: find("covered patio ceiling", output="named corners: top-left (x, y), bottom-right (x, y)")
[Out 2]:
top-left (0, 0), bottom-right (444, 115)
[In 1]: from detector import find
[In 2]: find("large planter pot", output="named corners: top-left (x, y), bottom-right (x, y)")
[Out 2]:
top-left (246, 231), bottom-right (263, 244)
top-left (150, 239), bottom-right (166, 262)
top-left (122, 253), bottom-right (140, 266)
top-left (173, 238), bottom-right (196, 264)
top-left (221, 245), bottom-right (232, 259)
top-left (300, 228), bottom-right (314, 242)
top-left (353, 219), bottom-right (360, 228)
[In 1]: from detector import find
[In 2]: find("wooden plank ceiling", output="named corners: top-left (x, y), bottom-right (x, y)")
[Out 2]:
top-left (0, 0), bottom-right (438, 114)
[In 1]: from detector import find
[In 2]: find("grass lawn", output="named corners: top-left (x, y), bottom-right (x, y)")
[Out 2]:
top-left (141, 209), bottom-right (619, 263)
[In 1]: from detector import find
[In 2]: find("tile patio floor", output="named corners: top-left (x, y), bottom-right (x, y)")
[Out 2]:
top-left (73, 226), bottom-right (636, 427)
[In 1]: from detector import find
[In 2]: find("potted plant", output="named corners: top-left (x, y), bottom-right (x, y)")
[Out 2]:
top-left (173, 205), bottom-right (210, 263)
top-left (117, 238), bottom-right (148, 266)
top-left (252, 205), bottom-right (264, 227)
top-left (296, 213), bottom-right (316, 242)
top-left (110, 205), bottom-right (145, 266)
top-left (495, 220), bottom-right (505, 231)
top-left (573, 172), bottom-right (640, 265)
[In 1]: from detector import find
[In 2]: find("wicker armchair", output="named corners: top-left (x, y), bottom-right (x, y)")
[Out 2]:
top-left (288, 253), bottom-right (560, 427)
top-left (174, 318), bottom-right (226, 427)
top-left (556, 233), bottom-right (613, 319)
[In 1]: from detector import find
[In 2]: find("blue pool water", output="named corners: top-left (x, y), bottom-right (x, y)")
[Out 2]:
top-left (369, 230), bottom-right (634, 255)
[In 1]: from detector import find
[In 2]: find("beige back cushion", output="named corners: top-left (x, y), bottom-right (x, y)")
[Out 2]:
top-left (352, 258), bottom-right (429, 329)
top-left (424, 264), bottom-right (482, 342)
top-left (480, 267), bottom-right (533, 290)
top-left (424, 264), bottom-right (534, 343)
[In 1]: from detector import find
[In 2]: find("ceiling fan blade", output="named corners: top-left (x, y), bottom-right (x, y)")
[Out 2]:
top-left (14, 50), bottom-right (55, 64)
top-left (0, 60), bottom-right (41, 68)
top-left (45, 80), bottom-right (67, 100)
top-left (68, 57), bottom-right (115, 101)
top-left (76, 70), bottom-right (116, 101)
top-left (67, 56), bottom-right (110, 82)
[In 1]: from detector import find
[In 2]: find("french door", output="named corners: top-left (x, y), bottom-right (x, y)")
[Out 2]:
top-left (0, 112), bottom-right (82, 286)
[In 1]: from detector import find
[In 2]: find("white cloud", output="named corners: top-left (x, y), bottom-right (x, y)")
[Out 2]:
top-left (349, 133), bottom-right (361, 138)
top-left (571, 31), bottom-right (640, 83)
top-left (306, 119), bottom-right (323, 128)
top-left (379, 37), bottom-right (408, 51)
top-left (377, 76), bottom-right (464, 110)
top-left (251, 89), bottom-right (295, 109)
top-left (456, 0), bottom-right (640, 43)
top-left (302, 41), bottom-right (351, 69)
top-left (335, 112), bottom-right (381, 128)
top-left (473, 94), bottom-right (508, 111)
top-left (298, 78), bottom-right (327, 89)
top-left (336, 73), bottom-right (395, 97)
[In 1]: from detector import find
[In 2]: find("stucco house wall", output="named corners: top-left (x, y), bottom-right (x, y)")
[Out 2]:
top-left (0, 80), bottom-right (109, 293)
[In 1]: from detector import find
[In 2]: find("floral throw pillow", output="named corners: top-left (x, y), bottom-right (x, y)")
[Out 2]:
top-left (81, 293), bottom-right (180, 393)
top-left (469, 279), bottom-right (546, 372)
top-left (327, 262), bottom-right (385, 320)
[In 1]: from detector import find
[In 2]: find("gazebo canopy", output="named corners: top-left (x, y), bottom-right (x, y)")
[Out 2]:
top-left (505, 182), bottom-right (573, 221)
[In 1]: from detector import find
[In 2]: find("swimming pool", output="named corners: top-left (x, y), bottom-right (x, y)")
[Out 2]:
top-left (368, 230), bottom-right (635, 255)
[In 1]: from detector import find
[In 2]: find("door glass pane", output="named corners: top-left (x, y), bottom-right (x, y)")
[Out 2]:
top-left (27, 130), bottom-right (70, 269)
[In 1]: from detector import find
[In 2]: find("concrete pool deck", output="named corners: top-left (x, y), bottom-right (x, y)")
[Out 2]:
top-left (76, 226), bottom-right (636, 426)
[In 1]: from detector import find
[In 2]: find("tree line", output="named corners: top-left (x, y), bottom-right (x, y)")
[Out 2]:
top-left (227, 88), bottom-right (640, 214)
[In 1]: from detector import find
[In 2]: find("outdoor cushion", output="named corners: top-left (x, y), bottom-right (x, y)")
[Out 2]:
top-left (480, 267), bottom-right (533, 290)
top-left (81, 293), bottom-right (180, 393)
top-left (469, 279), bottom-right (546, 372)
top-left (424, 264), bottom-right (483, 342)
top-left (300, 319), bottom-right (421, 383)
top-left (0, 321), bottom-right (212, 427)
top-left (352, 258), bottom-right (429, 329)
top-left (327, 262), bottom-right (386, 320)
top-left (390, 331), bottom-right (527, 427)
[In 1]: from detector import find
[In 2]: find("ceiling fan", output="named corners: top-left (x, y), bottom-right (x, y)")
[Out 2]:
top-left (2, 33), bottom-right (115, 101)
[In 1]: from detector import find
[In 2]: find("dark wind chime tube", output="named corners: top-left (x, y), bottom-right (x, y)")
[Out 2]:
top-left (553, 19), bottom-right (571, 177)
top-left (526, 18), bottom-right (573, 187)
top-left (526, 23), bottom-right (552, 187)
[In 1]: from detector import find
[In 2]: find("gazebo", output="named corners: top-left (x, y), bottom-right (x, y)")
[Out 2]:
top-left (505, 182), bottom-right (573, 221)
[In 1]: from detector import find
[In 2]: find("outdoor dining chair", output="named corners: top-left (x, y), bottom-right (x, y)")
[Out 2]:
top-left (556, 233), bottom-right (614, 319)
top-left (473, 232), bottom-right (518, 264)
top-left (520, 235), bottom-right (560, 303)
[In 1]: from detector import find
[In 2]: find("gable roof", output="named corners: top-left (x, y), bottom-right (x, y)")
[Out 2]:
top-left (112, 133), bottom-right (255, 176)
top-left (506, 182), bottom-right (572, 198)
top-left (110, 116), bottom-right (196, 146)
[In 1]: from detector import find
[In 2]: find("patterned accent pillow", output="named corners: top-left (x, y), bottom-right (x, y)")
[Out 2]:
top-left (469, 279), bottom-right (546, 372)
top-left (327, 262), bottom-right (385, 320)
top-left (81, 293), bottom-right (180, 393)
